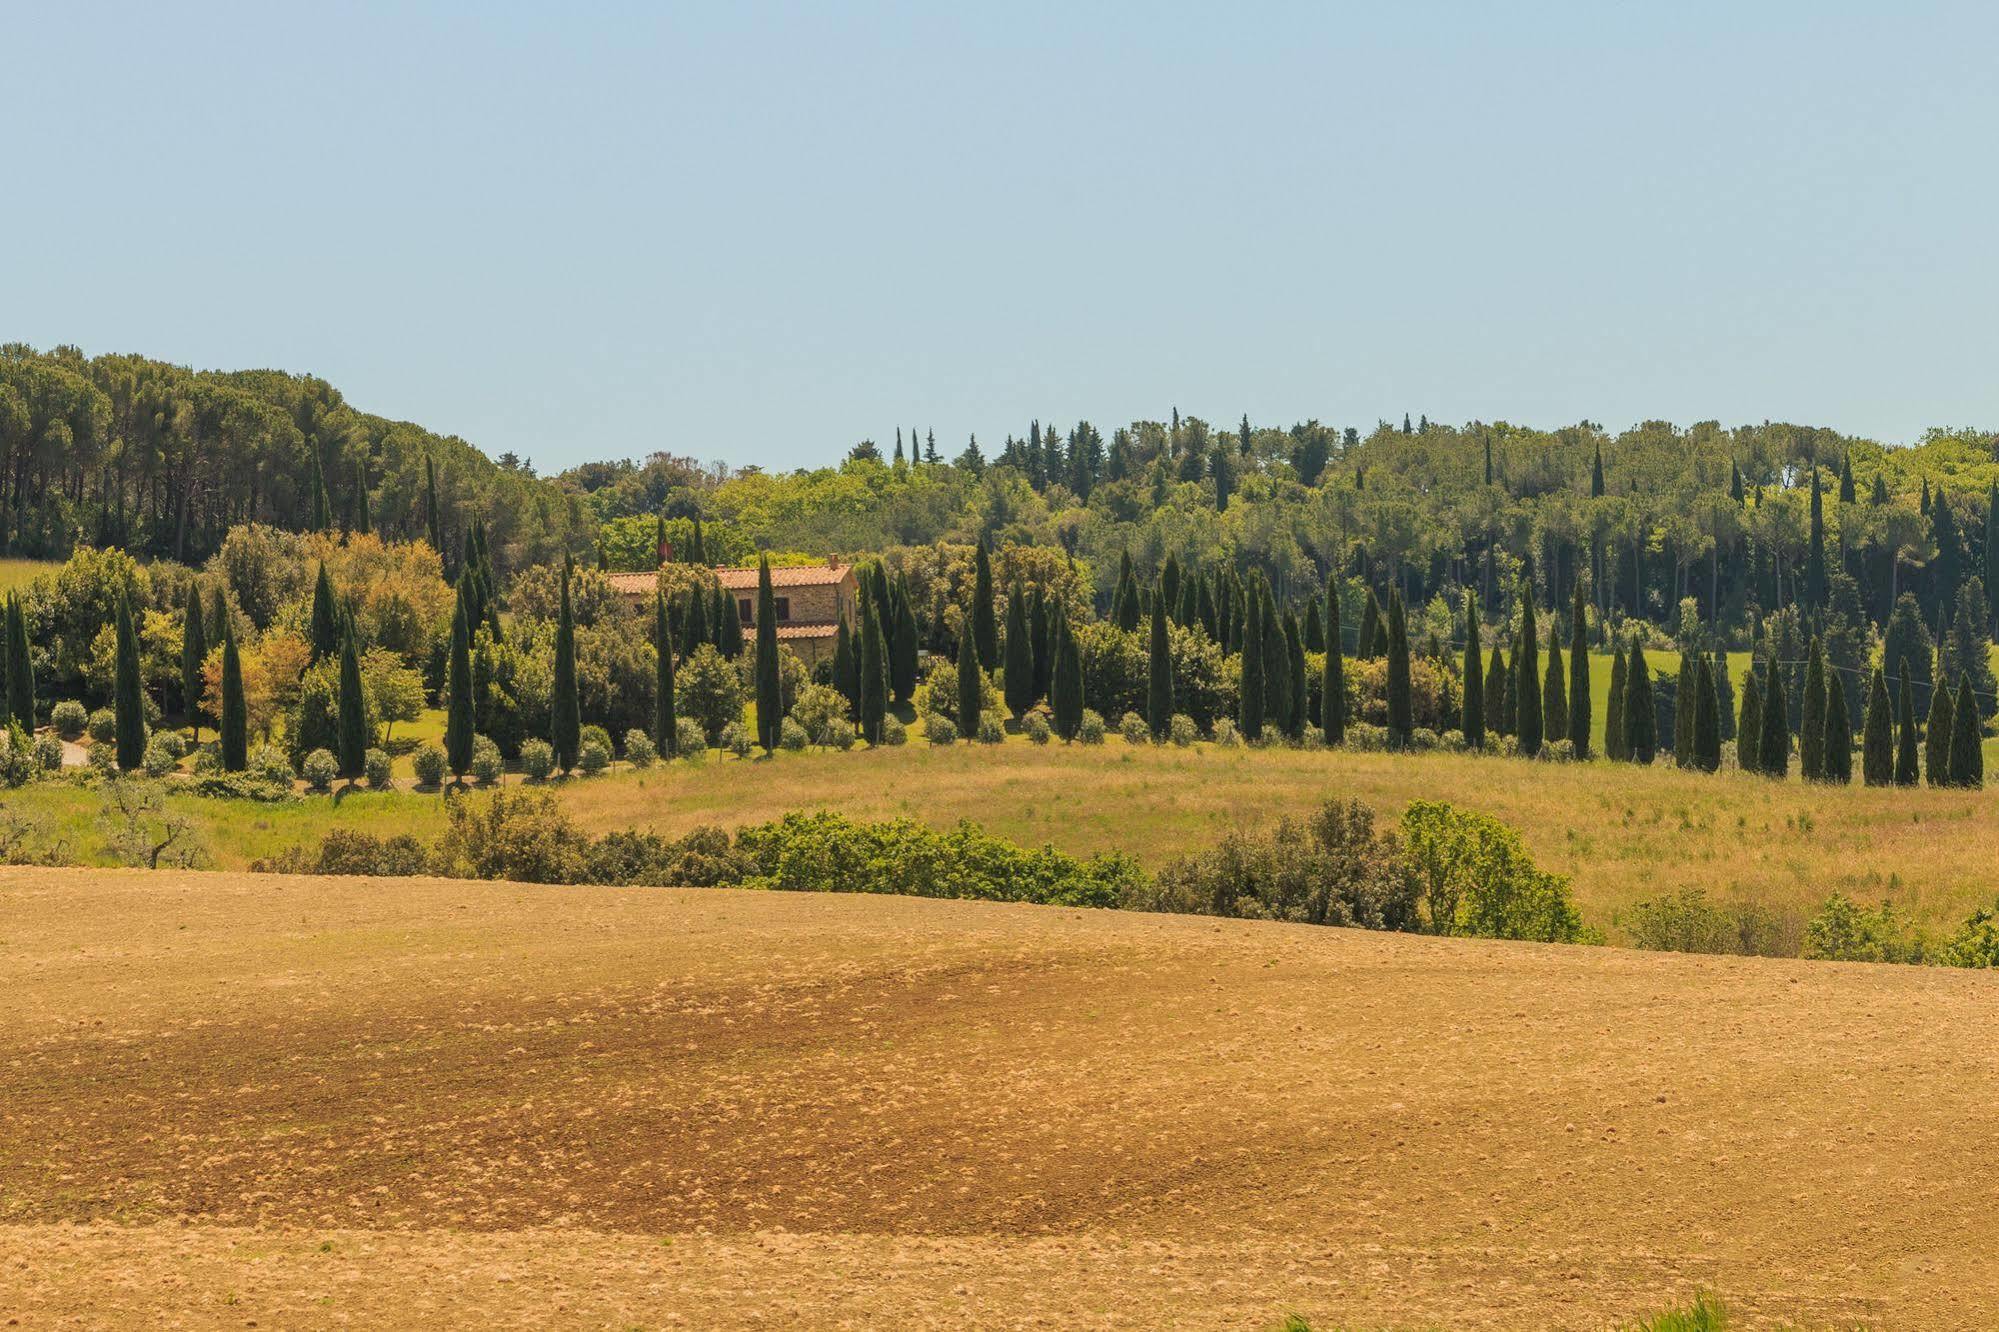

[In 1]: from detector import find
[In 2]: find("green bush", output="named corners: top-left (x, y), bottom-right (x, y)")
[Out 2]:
top-left (976, 716), bottom-right (1004, 744)
top-left (301, 748), bottom-right (338, 793)
top-left (254, 829), bottom-right (432, 877)
top-left (88, 707), bottom-right (116, 743)
top-left (520, 738), bottom-right (555, 782)
top-left (1118, 711), bottom-right (1151, 745)
top-left (470, 735), bottom-right (504, 784)
top-left (878, 715), bottom-right (907, 746)
top-left (1620, 888), bottom-right (1802, 957)
top-left (583, 826), bottom-right (749, 887)
top-left (673, 715), bottom-right (707, 758)
top-left (141, 735), bottom-right (179, 778)
top-left (32, 733), bottom-right (63, 772)
top-left (364, 748), bottom-right (393, 789)
top-left (577, 739), bottom-right (611, 774)
top-left (1630, 1290), bottom-right (1728, 1332)
top-left (779, 717), bottom-right (809, 751)
top-left (1023, 711), bottom-right (1052, 745)
top-left (827, 719), bottom-right (857, 750)
top-left (580, 724), bottom-right (613, 760)
top-left (1401, 800), bottom-right (1587, 943)
top-left (0, 725), bottom-right (37, 788)
top-left (51, 700), bottom-right (87, 740)
top-left (251, 744), bottom-right (295, 785)
top-left (926, 715), bottom-right (957, 745)
top-left (624, 729), bottom-right (656, 768)
top-left (434, 788), bottom-right (589, 883)
top-left (1077, 709), bottom-right (1106, 745)
top-left (1803, 893), bottom-right (1926, 964)
top-left (1213, 718), bottom-right (1241, 748)
top-left (720, 721), bottom-right (752, 758)
top-left (1143, 798), bottom-right (1418, 929)
top-left (1939, 900), bottom-right (1999, 968)
top-left (412, 743), bottom-right (448, 788)
top-left (1169, 714), bottom-right (1197, 747)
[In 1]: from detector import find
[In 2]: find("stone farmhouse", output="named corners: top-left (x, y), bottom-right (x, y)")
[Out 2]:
top-left (607, 558), bottom-right (858, 667)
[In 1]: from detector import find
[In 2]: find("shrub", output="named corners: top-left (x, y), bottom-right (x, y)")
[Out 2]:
top-left (412, 743), bottom-right (448, 788)
top-left (788, 683), bottom-right (850, 747)
top-left (720, 721), bottom-right (752, 758)
top-left (1023, 711), bottom-right (1052, 745)
top-left (0, 725), bottom-right (37, 788)
top-left (254, 829), bottom-right (432, 877)
top-left (779, 717), bottom-right (809, 751)
top-left (87, 707), bottom-right (117, 743)
top-left (1803, 893), bottom-right (1926, 964)
top-left (51, 700), bottom-right (87, 740)
top-left (580, 724), bottom-right (613, 761)
top-left (976, 716), bottom-right (1004, 745)
top-left (926, 715), bottom-right (958, 745)
top-left (1213, 718), bottom-right (1241, 748)
top-left (1142, 798), bottom-right (1419, 929)
top-left (364, 748), bottom-right (394, 789)
top-left (1401, 800), bottom-right (1586, 943)
top-left (1939, 899), bottom-right (1999, 968)
top-left (674, 715), bottom-right (707, 758)
top-left (33, 733), bottom-right (64, 772)
top-left (624, 729), bottom-right (657, 768)
top-left (1344, 723), bottom-right (1389, 752)
top-left (520, 738), bottom-right (555, 782)
top-left (1540, 738), bottom-right (1576, 762)
top-left (301, 748), bottom-right (338, 793)
top-left (583, 826), bottom-right (751, 887)
top-left (577, 739), bottom-right (611, 775)
top-left (1407, 727), bottom-right (1439, 752)
top-left (1118, 712), bottom-right (1151, 745)
top-left (878, 715), bottom-right (907, 746)
top-left (1077, 709), bottom-right (1106, 745)
top-left (154, 730), bottom-right (187, 761)
top-left (1169, 714), bottom-right (1197, 747)
top-left (677, 644), bottom-right (745, 744)
top-left (141, 735), bottom-right (179, 779)
top-left (252, 744), bottom-right (296, 785)
top-left (434, 789), bottom-right (589, 883)
top-left (1620, 887), bottom-right (1802, 958)
top-left (87, 742), bottom-right (117, 772)
top-left (1301, 724), bottom-right (1324, 747)
top-left (827, 719), bottom-right (857, 750)
top-left (470, 735), bottom-right (504, 785)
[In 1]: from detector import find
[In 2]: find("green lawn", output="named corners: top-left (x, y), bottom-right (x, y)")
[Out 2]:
top-left (0, 558), bottom-right (55, 596)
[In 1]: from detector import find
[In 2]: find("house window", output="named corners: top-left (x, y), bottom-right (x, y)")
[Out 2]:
top-left (775, 597), bottom-right (790, 621)
top-left (738, 598), bottom-right (752, 624)
top-left (738, 596), bottom-right (792, 623)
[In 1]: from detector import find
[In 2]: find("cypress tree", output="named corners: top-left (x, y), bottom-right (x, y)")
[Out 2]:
top-left (1737, 669), bottom-right (1762, 773)
top-left (1694, 654), bottom-right (1720, 772)
top-left (1029, 585), bottom-right (1052, 702)
top-left (1160, 554), bottom-right (1181, 621)
top-left (1987, 482), bottom-right (1999, 623)
top-left (1262, 586), bottom-right (1291, 734)
top-left (1485, 644), bottom-right (1509, 741)
top-left (1176, 574), bottom-right (1199, 630)
top-left (1625, 637), bottom-right (1655, 764)
top-left (336, 628), bottom-right (368, 781)
top-left (1805, 467), bottom-right (1826, 609)
top-left (0, 600), bottom-right (9, 728)
top-left (1005, 581), bottom-right (1035, 720)
top-left (1357, 588), bottom-right (1382, 659)
top-left (1926, 671), bottom-right (1954, 787)
top-left (1514, 583), bottom-right (1542, 756)
top-left (424, 454), bottom-right (443, 556)
top-left (1951, 674), bottom-right (1983, 788)
top-left (1714, 646), bottom-right (1735, 741)
top-left (956, 617), bottom-right (982, 741)
top-left (1285, 610), bottom-right (1307, 740)
top-left (971, 539), bottom-right (998, 666)
top-left (1385, 589), bottom-right (1413, 746)
top-left (1543, 626), bottom-right (1567, 747)
top-left (860, 602), bottom-right (888, 744)
top-left (553, 561), bottom-right (582, 771)
top-left (445, 597), bottom-right (474, 778)
top-left (753, 555), bottom-right (781, 752)
top-left (1239, 591), bottom-right (1264, 740)
top-left (1823, 669), bottom-right (1853, 785)
top-left (689, 516), bottom-right (706, 564)
top-left (1569, 583), bottom-right (1591, 757)
top-left (1147, 592), bottom-right (1173, 738)
top-left (1800, 638), bottom-right (1827, 781)
top-left (309, 563), bottom-right (340, 664)
top-left (4, 596), bottom-right (30, 731)
top-left (354, 459), bottom-right (372, 537)
top-left (1862, 668), bottom-right (1893, 785)
top-left (892, 573), bottom-right (920, 704)
top-left (716, 583), bottom-right (743, 659)
top-left (1112, 550), bottom-right (1139, 631)
top-left (653, 591), bottom-right (677, 756)
top-left (1758, 658), bottom-right (1789, 778)
top-left (1461, 593), bottom-right (1484, 750)
top-left (307, 446), bottom-right (332, 531)
top-left (1605, 642), bottom-right (1628, 760)
top-left (1323, 576), bottom-right (1346, 744)
top-left (218, 612), bottom-right (246, 772)
top-left (832, 616), bottom-right (857, 713)
top-left (180, 581), bottom-right (207, 742)
top-left (1304, 598), bottom-right (1325, 653)
top-left (1672, 651), bottom-right (1696, 766)
top-left (1896, 675), bottom-right (1919, 785)
top-left (113, 592), bottom-right (146, 771)
top-left (1052, 606), bottom-right (1083, 740)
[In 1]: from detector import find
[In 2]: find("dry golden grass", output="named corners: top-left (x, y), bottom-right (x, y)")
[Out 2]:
top-left (0, 867), bottom-right (1992, 1327)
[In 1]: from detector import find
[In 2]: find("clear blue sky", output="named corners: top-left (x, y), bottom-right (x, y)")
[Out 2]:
top-left (8, 2), bottom-right (1996, 471)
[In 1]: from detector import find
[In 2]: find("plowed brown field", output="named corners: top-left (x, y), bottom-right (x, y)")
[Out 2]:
top-left (0, 866), bottom-right (1993, 1329)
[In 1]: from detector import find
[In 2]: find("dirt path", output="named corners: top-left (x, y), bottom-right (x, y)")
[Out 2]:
top-left (0, 867), bottom-right (1993, 1328)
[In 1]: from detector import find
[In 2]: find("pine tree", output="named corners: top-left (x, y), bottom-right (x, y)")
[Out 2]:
top-left (1005, 581), bottom-right (1035, 720)
top-left (1148, 592), bottom-right (1173, 738)
top-left (653, 591), bottom-right (677, 756)
top-left (1605, 642), bottom-right (1628, 760)
top-left (1461, 593), bottom-right (1484, 750)
top-left (1693, 654), bottom-right (1720, 772)
top-left (336, 628), bottom-right (368, 781)
top-left (1357, 589), bottom-right (1382, 659)
top-left (1514, 582), bottom-right (1542, 756)
top-left (1591, 444), bottom-right (1606, 497)
top-left (309, 563), bottom-right (340, 664)
top-left (1926, 671), bottom-right (1955, 787)
top-left (1896, 675), bottom-right (1920, 786)
top-left (1951, 674), bottom-right (1983, 788)
top-left (1543, 626), bottom-right (1567, 746)
top-left (1385, 589), bottom-right (1413, 747)
top-left (1822, 668), bottom-right (1853, 785)
top-left (445, 597), bottom-right (474, 778)
top-left (553, 561), bottom-right (583, 771)
top-left (1625, 637), bottom-right (1655, 764)
top-left (1239, 592), bottom-right (1264, 741)
top-left (1285, 611), bottom-right (1307, 740)
top-left (109, 592), bottom-right (145, 770)
top-left (1322, 577), bottom-right (1345, 744)
top-left (180, 581), bottom-right (207, 742)
top-left (753, 556), bottom-right (781, 752)
top-left (354, 458), bottom-right (372, 537)
top-left (956, 618), bottom-right (982, 742)
top-left (218, 611), bottom-right (246, 772)
top-left (1800, 638), bottom-right (1827, 780)
top-left (1485, 644), bottom-right (1509, 740)
top-left (1758, 658), bottom-right (1789, 778)
top-left (1737, 668), bottom-right (1762, 773)
top-left (1862, 668), bottom-right (1892, 785)
top-left (860, 602), bottom-right (887, 744)
top-left (1569, 583), bottom-right (1591, 757)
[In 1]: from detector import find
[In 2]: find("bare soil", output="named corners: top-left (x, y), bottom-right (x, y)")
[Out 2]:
top-left (0, 867), bottom-right (1994, 1328)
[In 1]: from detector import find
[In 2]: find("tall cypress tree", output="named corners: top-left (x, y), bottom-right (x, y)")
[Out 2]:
top-left (1513, 583), bottom-right (1542, 756)
top-left (180, 581), bottom-right (207, 742)
top-left (1112, 550), bottom-right (1140, 632)
top-left (1239, 591), bottom-right (1264, 740)
top-left (1625, 636), bottom-right (1655, 764)
top-left (1486, 644), bottom-right (1509, 740)
top-left (1926, 671), bottom-right (1955, 787)
top-left (1758, 658), bottom-right (1789, 778)
top-left (4, 596), bottom-right (31, 731)
top-left (1052, 606), bottom-right (1083, 740)
top-left (716, 583), bottom-right (744, 659)
top-left (956, 617), bottom-right (982, 742)
top-left (653, 590), bottom-right (677, 756)
top-left (1323, 577), bottom-right (1346, 744)
top-left (1823, 669), bottom-right (1853, 785)
top-left (1385, 588), bottom-right (1413, 747)
top-left (1605, 642), bottom-right (1628, 760)
top-left (972, 539), bottom-right (999, 666)
top-left (1896, 675), bottom-right (1920, 786)
top-left (1800, 638), bottom-right (1827, 781)
top-left (1304, 598), bottom-right (1324, 653)
top-left (1862, 667), bottom-right (1893, 785)
top-left (1543, 629), bottom-right (1567, 747)
top-left (1147, 592), bottom-right (1173, 738)
top-left (891, 573), bottom-right (919, 704)
top-left (553, 561), bottom-right (582, 771)
top-left (1261, 586), bottom-right (1290, 733)
top-left (218, 611), bottom-right (246, 772)
top-left (1285, 610), bottom-right (1307, 740)
top-left (1737, 668), bottom-right (1762, 773)
top-left (1694, 654), bottom-right (1720, 772)
top-left (831, 616), bottom-right (857, 713)
top-left (1357, 589), bottom-right (1382, 660)
top-left (753, 555), bottom-right (781, 752)
top-left (424, 454), bottom-right (444, 557)
top-left (1028, 586), bottom-right (1052, 702)
top-left (1461, 593), bottom-right (1484, 750)
top-left (1951, 674), bottom-right (1983, 788)
top-left (1714, 645), bottom-right (1735, 742)
top-left (445, 597), bottom-right (474, 778)
top-left (860, 601), bottom-right (888, 744)
top-left (1672, 651), bottom-right (1696, 766)
top-left (113, 592), bottom-right (146, 771)
top-left (353, 459), bottom-right (372, 537)
top-left (307, 446), bottom-right (332, 532)
top-left (1805, 467), bottom-right (1826, 609)
top-left (309, 563), bottom-right (341, 664)
top-left (1569, 583), bottom-right (1591, 757)
top-left (335, 628), bottom-right (369, 781)
top-left (1004, 581), bottom-right (1035, 721)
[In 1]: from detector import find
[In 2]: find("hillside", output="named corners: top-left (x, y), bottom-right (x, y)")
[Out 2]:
top-left (1, 868), bottom-right (1993, 1327)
